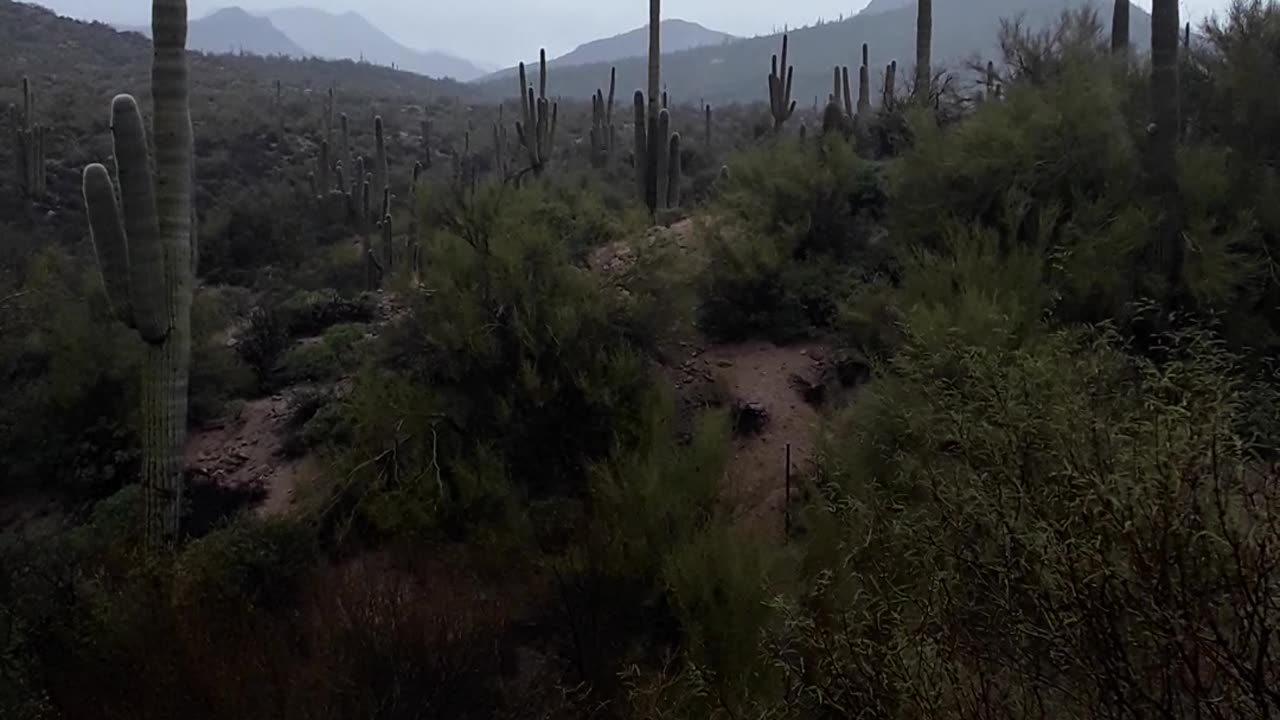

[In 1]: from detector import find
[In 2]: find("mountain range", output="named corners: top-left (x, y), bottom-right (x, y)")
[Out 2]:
top-left (474, 0), bottom-right (1155, 103)
top-left (117, 5), bottom-right (494, 80)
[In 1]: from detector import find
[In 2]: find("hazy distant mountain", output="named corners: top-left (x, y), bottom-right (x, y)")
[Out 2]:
top-left (858, 0), bottom-right (914, 16)
top-left (263, 7), bottom-right (488, 81)
top-left (556, 19), bottom-right (735, 67)
top-left (474, 0), bottom-right (1152, 104)
top-left (481, 19), bottom-right (735, 85)
top-left (120, 6), bottom-right (308, 57)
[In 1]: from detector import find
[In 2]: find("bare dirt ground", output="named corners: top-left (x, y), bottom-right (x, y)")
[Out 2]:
top-left (595, 216), bottom-right (834, 540)
top-left (184, 394), bottom-right (317, 516)
top-left (184, 216), bottom-right (834, 540)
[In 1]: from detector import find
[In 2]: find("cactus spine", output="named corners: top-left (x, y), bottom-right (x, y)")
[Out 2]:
top-left (768, 34), bottom-right (796, 130)
top-left (916, 0), bottom-right (933, 97)
top-left (13, 77), bottom-right (47, 198)
top-left (516, 49), bottom-right (558, 175)
top-left (82, 0), bottom-right (193, 546)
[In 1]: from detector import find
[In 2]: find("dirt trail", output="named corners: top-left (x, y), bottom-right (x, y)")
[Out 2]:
top-left (184, 395), bottom-right (317, 516)
top-left (670, 341), bottom-right (830, 539)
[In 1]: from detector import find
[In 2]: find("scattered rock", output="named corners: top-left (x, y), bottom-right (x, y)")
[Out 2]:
top-left (732, 400), bottom-right (770, 436)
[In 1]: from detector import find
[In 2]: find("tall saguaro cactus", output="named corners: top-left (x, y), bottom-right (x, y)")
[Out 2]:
top-left (516, 49), bottom-right (558, 175)
top-left (915, 0), bottom-right (933, 97)
top-left (769, 34), bottom-right (796, 130)
top-left (590, 67), bottom-right (616, 168)
top-left (13, 76), bottom-right (47, 198)
top-left (633, 93), bottom-right (681, 214)
top-left (82, 0), bottom-right (193, 546)
top-left (1150, 0), bottom-right (1183, 291)
top-left (1112, 0), bottom-right (1130, 55)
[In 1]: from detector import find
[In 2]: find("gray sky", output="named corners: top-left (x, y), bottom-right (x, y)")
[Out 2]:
top-left (38, 0), bottom-right (1233, 67)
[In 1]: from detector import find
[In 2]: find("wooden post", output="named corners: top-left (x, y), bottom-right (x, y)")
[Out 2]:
top-left (784, 443), bottom-right (792, 537)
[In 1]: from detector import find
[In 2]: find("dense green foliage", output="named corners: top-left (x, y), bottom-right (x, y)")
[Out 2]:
top-left (5, 2), bottom-right (1280, 719)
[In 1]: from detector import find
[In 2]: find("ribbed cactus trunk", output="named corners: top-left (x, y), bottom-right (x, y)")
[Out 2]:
top-left (915, 0), bottom-right (932, 97)
top-left (648, 0), bottom-right (660, 129)
top-left (82, 0), bottom-right (193, 547)
top-left (374, 115), bottom-right (388, 205)
top-left (1112, 0), bottom-right (1130, 55)
top-left (14, 76), bottom-right (47, 199)
top-left (1150, 0), bottom-right (1183, 293)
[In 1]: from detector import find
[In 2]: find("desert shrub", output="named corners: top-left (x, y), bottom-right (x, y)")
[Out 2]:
top-left (188, 286), bottom-right (254, 426)
top-left (758, 315), bottom-right (1280, 719)
top-left (277, 288), bottom-right (377, 338)
top-left (698, 137), bottom-right (891, 343)
top-left (236, 305), bottom-right (289, 390)
top-left (172, 518), bottom-right (317, 628)
top-left (325, 183), bottom-right (661, 541)
top-left (276, 323), bottom-right (369, 387)
top-left (0, 248), bottom-right (141, 499)
top-left (198, 181), bottom-right (313, 284)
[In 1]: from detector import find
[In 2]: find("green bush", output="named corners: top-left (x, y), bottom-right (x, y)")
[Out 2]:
top-left (761, 314), bottom-right (1280, 719)
top-left (172, 518), bottom-right (317, 626)
top-left (698, 137), bottom-right (891, 343)
top-left (188, 286), bottom-right (254, 426)
top-left (0, 249), bottom-right (141, 498)
top-left (326, 183), bottom-right (662, 540)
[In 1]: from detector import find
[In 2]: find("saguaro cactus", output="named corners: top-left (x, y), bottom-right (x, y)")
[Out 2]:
top-left (13, 77), bottom-right (47, 198)
top-left (704, 104), bottom-right (712, 151)
top-left (884, 60), bottom-right (898, 109)
top-left (857, 43), bottom-right (871, 115)
top-left (916, 0), bottom-right (933, 97)
top-left (374, 115), bottom-right (389, 204)
top-left (1150, 0), bottom-right (1182, 290)
top-left (769, 34), bottom-right (796, 130)
top-left (420, 112), bottom-right (433, 169)
top-left (590, 67), bottom-right (616, 168)
top-left (81, 0), bottom-right (193, 546)
top-left (634, 96), bottom-right (681, 214)
top-left (1112, 0), bottom-right (1130, 54)
top-left (516, 49), bottom-right (558, 175)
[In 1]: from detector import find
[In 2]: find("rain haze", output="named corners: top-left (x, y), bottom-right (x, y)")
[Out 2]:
top-left (36, 0), bottom-right (1235, 67)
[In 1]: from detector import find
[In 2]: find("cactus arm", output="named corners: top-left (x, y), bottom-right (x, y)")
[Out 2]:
top-left (83, 163), bottom-right (135, 327)
top-left (110, 94), bottom-right (168, 344)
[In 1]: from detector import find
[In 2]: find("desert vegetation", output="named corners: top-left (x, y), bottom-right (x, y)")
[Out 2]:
top-left (2, 0), bottom-right (1279, 719)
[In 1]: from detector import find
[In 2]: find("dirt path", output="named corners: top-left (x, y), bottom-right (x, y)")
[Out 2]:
top-left (184, 395), bottom-right (316, 516)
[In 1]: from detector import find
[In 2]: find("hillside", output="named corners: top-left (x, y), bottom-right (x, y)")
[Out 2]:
top-left (120, 6), bottom-right (308, 58)
top-left (264, 7), bottom-right (488, 81)
top-left (1, 0), bottom-right (472, 119)
top-left (556, 19), bottom-right (735, 67)
top-left (473, 0), bottom-right (1153, 103)
top-left (482, 19), bottom-right (736, 85)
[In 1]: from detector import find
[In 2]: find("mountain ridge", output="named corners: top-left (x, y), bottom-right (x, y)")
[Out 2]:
top-left (473, 0), bottom-right (1154, 104)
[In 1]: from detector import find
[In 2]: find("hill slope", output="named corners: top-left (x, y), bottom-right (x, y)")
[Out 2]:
top-left (557, 19), bottom-right (735, 67)
top-left (121, 6), bottom-right (308, 58)
top-left (482, 19), bottom-right (736, 85)
top-left (473, 0), bottom-right (1152, 104)
top-left (264, 7), bottom-right (488, 81)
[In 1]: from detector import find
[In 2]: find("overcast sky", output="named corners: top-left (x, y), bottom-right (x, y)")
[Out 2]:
top-left (37, 0), bottom-right (1234, 66)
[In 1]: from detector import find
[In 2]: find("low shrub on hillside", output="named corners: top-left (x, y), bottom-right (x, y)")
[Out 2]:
top-left (697, 137), bottom-right (891, 343)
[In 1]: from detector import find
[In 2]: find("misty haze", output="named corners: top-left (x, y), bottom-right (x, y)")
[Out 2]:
top-left (3, 1), bottom-right (1277, 719)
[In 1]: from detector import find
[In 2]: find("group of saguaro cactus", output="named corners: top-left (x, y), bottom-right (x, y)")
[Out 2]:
top-left (516, 50), bottom-right (558, 175)
top-left (633, 94), bottom-right (682, 213)
top-left (633, 0), bottom-right (681, 214)
top-left (12, 76), bottom-right (47, 198)
top-left (824, 43), bottom-right (875, 136)
top-left (82, 0), bottom-right (193, 546)
top-left (590, 68), bottom-right (617, 168)
top-left (768, 34), bottom-right (797, 131)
